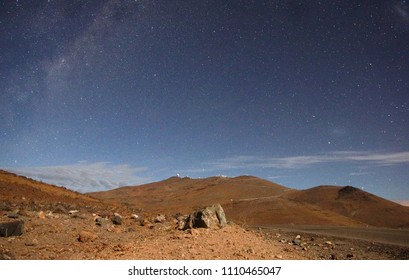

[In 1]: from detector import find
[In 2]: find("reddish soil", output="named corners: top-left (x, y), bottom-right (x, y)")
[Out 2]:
top-left (2, 170), bottom-right (409, 260)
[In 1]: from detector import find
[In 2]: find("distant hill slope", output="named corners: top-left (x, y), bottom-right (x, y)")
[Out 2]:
top-left (281, 185), bottom-right (409, 228)
top-left (0, 170), bottom-right (102, 211)
top-left (89, 175), bottom-right (289, 214)
top-left (89, 176), bottom-right (409, 229)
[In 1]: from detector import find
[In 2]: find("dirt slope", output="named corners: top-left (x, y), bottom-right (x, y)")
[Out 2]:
top-left (223, 196), bottom-right (364, 227)
top-left (89, 175), bottom-right (289, 214)
top-left (281, 186), bottom-right (409, 228)
top-left (0, 170), bottom-right (110, 213)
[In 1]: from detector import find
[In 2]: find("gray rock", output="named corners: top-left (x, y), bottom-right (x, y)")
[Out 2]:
top-left (292, 239), bottom-right (302, 246)
top-left (185, 204), bottom-right (227, 229)
top-left (177, 215), bottom-right (189, 230)
top-left (69, 210), bottom-right (79, 215)
top-left (111, 215), bottom-right (122, 225)
top-left (95, 217), bottom-right (104, 226)
top-left (0, 220), bottom-right (25, 237)
top-left (7, 213), bottom-right (19, 219)
top-left (154, 214), bottom-right (166, 223)
top-left (131, 214), bottom-right (141, 222)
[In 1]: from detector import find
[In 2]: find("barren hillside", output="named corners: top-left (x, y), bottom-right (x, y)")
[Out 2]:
top-left (89, 176), bottom-right (409, 228)
top-left (89, 175), bottom-right (289, 214)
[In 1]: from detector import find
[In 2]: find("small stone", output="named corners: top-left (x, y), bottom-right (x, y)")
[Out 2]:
top-left (69, 210), bottom-right (79, 215)
top-left (325, 241), bottom-right (333, 246)
top-left (95, 217), bottom-right (104, 226)
top-left (111, 215), bottom-right (122, 225)
top-left (295, 235), bottom-right (301, 239)
top-left (275, 254), bottom-right (283, 259)
top-left (113, 213), bottom-right (123, 218)
top-left (347, 253), bottom-right (354, 259)
top-left (177, 215), bottom-right (188, 230)
top-left (38, 211), bottom-right (46, 219)
top-left (292, 239), bottom-right (301, 246)
top-left (7, 213), bottom-right (19, 219)
top-left (127, 227), bottom-right (135, 232)
top-left (140, 219), bottom-right (151, 227)
top-left (78, 231), bottom-right (98, 242)
top-left (154, 214), bottom-right (166, 223)
top-left (25, 238), bottom-right (38, 246)
top-left (131, 214), bottom-right (141, 223)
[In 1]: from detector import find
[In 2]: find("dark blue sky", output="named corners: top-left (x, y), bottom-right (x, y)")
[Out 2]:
top-left (1, 0), bottom-right (408, 200)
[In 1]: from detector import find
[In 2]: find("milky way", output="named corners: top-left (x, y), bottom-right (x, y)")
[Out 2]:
top-left (0, 1), bottom-right (408, 200)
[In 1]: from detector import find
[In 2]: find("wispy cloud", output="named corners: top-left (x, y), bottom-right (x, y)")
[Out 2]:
top-left (331, 151), bottom-right (409, 165)
top-left (349, 171), bottom-right (373, 176)
top-left (9, 162), bottom-right (150, 193)
top-left (268, 175), bottom-right (290, 180)
top-left (200, 151), bottom-right (409, 172)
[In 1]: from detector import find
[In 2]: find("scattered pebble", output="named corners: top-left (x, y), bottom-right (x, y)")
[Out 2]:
top-left (78, 231), bottom-right (98, 242)
top-left (25, 239), bottom-right (38, 246)
top-left (38, 211), bottom-right (46, 219)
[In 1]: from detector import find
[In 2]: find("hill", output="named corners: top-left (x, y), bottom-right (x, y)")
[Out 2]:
top-left (88, 175), bottom-right (289, 214)
top-left (281, 185), bottom-right (409, 228)
top-left (89, 176), bottom-right (409, 228)
top-left (0, 170), bottom-right (107, 213)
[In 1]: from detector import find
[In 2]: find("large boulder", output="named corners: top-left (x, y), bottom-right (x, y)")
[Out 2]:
top-left (0, 220), bottom-right (25, 237)
top-left (185, 204), bottom-right (227, 229)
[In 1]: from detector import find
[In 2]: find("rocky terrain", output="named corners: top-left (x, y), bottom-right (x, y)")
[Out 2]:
top-left (1, 170), bottom-right (409, 260)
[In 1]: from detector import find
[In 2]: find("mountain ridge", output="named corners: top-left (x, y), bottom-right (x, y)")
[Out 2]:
top-left (89, 175), bottom-right (409, 229)
top-left (2, 170), bottom-right (409, 229)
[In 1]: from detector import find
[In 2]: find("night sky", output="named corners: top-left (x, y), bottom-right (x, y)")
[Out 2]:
top-left (1, 1), bottom-right (408, 200)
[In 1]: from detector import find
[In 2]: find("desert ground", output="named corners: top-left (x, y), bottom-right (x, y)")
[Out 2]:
top-left (1, 170), bottom-right (408, 260)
